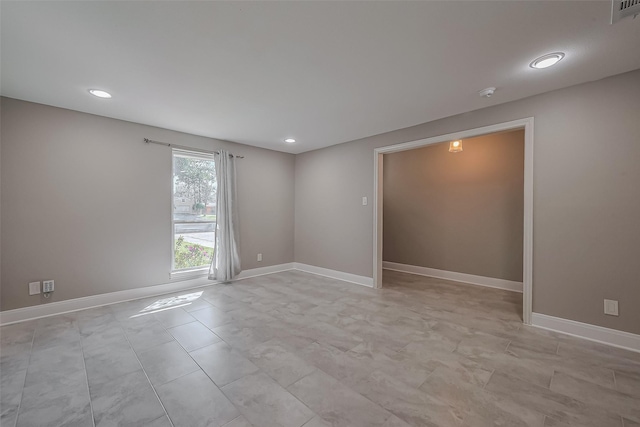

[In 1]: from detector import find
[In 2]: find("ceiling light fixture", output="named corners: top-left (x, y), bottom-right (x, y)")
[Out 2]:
top-left (530, 52), bottom-right (565, 69)
top-left (88, 89), bottom-right (112, 98)
top-left (284, 138), bottom-right (296, 143)
top-left (449, 140), bottom-right (463, 153)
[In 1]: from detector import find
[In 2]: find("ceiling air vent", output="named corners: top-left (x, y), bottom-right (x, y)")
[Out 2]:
top-left (611, 0), bottom-right (640, 23)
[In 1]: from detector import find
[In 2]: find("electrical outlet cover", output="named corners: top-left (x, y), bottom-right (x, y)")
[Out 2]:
top-left (604, 299), bottom-right (619, 316)
top-left (43, 280), bottom-right (55, 293)
top-left (29, 281), bottom-right (41, 296)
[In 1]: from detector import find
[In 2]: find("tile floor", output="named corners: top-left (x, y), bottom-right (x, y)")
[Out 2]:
top-left (1, 270), bottom-right (639, 427)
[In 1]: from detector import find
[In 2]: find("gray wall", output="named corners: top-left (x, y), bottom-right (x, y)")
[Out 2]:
top-left (295, 69), bottom-right (640, 334)
top-left (383, 130), bottom-right (524, 282)
top-left (1, 97), bottom-right (295, 311)
top-left (3, 70), bottom-right (640, 335)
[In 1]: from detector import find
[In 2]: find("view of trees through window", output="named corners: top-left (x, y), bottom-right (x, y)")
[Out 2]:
top-left (172, 151), bottom-right (217, 270)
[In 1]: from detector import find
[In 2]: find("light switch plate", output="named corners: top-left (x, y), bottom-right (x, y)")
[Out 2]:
top-left (29, 281), bottom-right (41, 296)
top-left (604, 299), bottom-right (619, 316)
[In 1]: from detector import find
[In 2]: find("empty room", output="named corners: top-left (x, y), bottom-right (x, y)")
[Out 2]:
top-left (1, 2), bottom-right (639, 427)
top-left (382, 130), bottom-right (525, 318)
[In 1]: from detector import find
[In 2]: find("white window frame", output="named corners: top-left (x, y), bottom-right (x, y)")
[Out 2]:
top-left (171, 148), bottom-right (217, 276)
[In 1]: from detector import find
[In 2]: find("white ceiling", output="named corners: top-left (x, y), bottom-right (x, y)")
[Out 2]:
top-left (2, 1), bottom-right (639, 154)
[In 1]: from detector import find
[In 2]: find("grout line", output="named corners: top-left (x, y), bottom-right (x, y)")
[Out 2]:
top-left (119, 316), bottom-right (176, 427)
top-left (216, 368), bottom-right (252, 390)
top-left (78, 323), bottom-right (97, 427)
top-left (284, 367), bottom-right (353, 424)
top-left (219, 353), bottom-right (320, 425)
top-left (220, 416), bottom-right (247, 427)
top-left (300, 417), bottom-right (320, 427)
top-left (416, 368), bottom-right (437, 390)
top-left (303, 366), bottom-right (402, 424)
top-left (186, 333), bottom-right (250, 385)
top-left (450, 339), bottom-right (462, 354)
top-left (147, 364), bottom-right (202, 388)
top-left (483, 369), bottom-right (495, 390)
top-left (12, 323), bottom-right (37, 427)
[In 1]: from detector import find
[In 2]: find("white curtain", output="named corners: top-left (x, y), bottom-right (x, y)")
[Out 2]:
top-left (209, 149), bottom-right (241, 282)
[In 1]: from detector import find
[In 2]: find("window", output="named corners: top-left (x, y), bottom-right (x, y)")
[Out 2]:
top-left (172, 149), bottom-right (217, 271)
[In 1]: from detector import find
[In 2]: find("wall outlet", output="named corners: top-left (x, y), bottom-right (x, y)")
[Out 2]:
top-left (604, 299), bottom-right (619, 316)
top-left (362, 196), bottom-right (368, 206)
top-left (29, 281), bottom-right (41, 296)
top-left (43, 280), bottom-right (55, 293)
top-left (257, 253), bottom-right (263, 262)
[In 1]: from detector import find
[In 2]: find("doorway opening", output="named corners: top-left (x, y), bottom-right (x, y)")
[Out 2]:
top-left (373, 118), bottom-right (534, 324)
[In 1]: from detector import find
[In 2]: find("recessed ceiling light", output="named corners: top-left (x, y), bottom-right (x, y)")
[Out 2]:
top-left (284, 138), bottom-right (296, 143)
top-left (530, 53), bottom-right (565, 69)
top-left (88, 89), bottom-right (112, 98)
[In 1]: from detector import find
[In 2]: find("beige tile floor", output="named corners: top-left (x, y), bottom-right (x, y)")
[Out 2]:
top-left (1, 269), bottom-right (639, 427)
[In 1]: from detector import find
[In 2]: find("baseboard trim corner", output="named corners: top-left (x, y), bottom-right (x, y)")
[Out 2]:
top-left (531, 312), bottom-right (640, 353)
top-left (293, 263), bottom-right (373, 288)
top-left (0, 263), bottom-right (295, 326)
top-left (382, 261), bottom-right (523, 293)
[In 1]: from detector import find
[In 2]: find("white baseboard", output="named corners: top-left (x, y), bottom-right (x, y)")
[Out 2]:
top-left (0, 263), bottom-right (295, 326)
top-left (532, 312), bottom-right (640, 353)
top-left (382, 261), bottom-right (523, 293)
top-left (293, 263), bottom-right (373, 288)
top-left (236, 263), bottom-right (295, 280)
